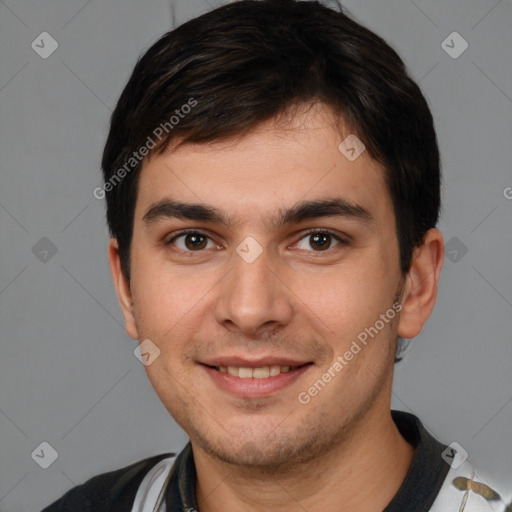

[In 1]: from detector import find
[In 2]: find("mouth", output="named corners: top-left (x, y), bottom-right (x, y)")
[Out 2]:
top-left (204, 363), bottom-right (309, 379)
top-left (200, 360), bottom-right (313, 398)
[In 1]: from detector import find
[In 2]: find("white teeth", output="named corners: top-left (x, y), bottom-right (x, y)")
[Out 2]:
top-left (219, 365), bottom-right (297, 378)
top-left (252, 367), bottom-right (270, 379)
top-left (239, 367), bottom-right (253, 379)
top-left (227, 366), bottom-right (239, 377)
top-left (269, 365), bottom-right (281, 377)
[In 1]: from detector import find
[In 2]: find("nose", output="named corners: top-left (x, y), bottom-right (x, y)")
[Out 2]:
top-left (214, 244), bottom-right (294, 338)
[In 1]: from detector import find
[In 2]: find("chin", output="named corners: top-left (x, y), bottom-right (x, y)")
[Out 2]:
top-left (192, 422), bottom-right (325, 469)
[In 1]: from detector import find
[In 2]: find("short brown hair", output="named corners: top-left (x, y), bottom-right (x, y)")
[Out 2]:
top-left (102, 0), bottom-right (441, 284)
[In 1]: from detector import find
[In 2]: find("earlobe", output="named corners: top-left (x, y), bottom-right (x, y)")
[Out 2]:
top-left (108, 239), bottom-right (140, 340)
top-left (397, 229), bottom-right (444, 340)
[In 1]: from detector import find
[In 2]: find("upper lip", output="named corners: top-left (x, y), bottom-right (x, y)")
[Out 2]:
top-left (200, 356), bottom-right (311, 368)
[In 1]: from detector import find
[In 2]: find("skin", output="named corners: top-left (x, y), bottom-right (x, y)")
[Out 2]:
top-left (109, 102), bottom-right (444, 512)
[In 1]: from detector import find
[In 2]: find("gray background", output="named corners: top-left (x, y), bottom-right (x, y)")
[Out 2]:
top-left (1, 0), bottom-right (511, 510)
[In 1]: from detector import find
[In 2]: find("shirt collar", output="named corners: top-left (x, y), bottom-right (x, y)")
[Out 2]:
top-left (165, 410), bottom-right (450, 511)
top-left (384, 410), bottom-right (450, 511)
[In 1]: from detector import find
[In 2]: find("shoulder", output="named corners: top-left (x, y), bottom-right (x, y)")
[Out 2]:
top-left (431, 457), bottom-right (511, 512)
top-left (389, 411), bottom-right (511, 511)
top-left (41, 452), bottom-right (175, 512)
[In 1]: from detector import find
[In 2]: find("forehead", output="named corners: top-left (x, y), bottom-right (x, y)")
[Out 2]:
top-left (134, 104), bottom-right (393, 229)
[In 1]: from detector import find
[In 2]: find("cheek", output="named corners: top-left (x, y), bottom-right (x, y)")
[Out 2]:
top-left (130, 250), bottom-right (216, 333)
top-left (287, 263), bottom-right (399, 368)
top-left (292, 263), bottom-right (391, 325)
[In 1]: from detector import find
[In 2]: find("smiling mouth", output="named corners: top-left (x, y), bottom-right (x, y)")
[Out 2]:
top-left (204, 363), bottom-right (312, 379)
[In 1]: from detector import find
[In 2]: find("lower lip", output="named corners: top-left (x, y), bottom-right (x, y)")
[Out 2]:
top-left (202, 364), bottom-right (311, 398)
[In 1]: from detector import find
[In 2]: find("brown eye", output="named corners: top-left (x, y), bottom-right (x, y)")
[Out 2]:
top-left (183, 233), bottom-right (208, 250)
top-left (167, 231), bottom-right (217, 252)
top-left (295, 230), bottom-right (344, 252)
top-left (309, 233), bottom-right (332, 251)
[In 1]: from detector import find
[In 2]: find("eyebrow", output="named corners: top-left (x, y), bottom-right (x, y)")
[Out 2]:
top-left (142, 197), bottom-right (373, 229)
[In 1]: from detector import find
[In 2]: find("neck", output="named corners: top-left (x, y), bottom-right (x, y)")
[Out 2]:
top-left (194, 403), bottom-right (414, 512)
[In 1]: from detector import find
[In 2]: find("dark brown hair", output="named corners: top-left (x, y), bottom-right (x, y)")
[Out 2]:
top-left (102, 0), bottom-right (441, 286)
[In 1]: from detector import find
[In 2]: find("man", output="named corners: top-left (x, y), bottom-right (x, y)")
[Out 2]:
top-left (42, 0), bottom-right (510, 510)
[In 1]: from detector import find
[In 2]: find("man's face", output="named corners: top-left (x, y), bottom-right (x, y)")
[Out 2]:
top-left (120, 104), bottom-right (405, 467)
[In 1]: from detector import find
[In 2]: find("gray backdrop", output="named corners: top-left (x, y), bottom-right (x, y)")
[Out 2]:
top-left (1, 0), bottom-right (511, 510)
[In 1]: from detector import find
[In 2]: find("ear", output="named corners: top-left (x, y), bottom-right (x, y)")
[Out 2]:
top-left (108, 239), bottom-right (139, 340)
top-left (397, 228), bottom-right (444, 339)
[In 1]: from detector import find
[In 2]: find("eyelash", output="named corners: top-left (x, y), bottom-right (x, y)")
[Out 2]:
top-left (164, 228), bottom-right (349, 254)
